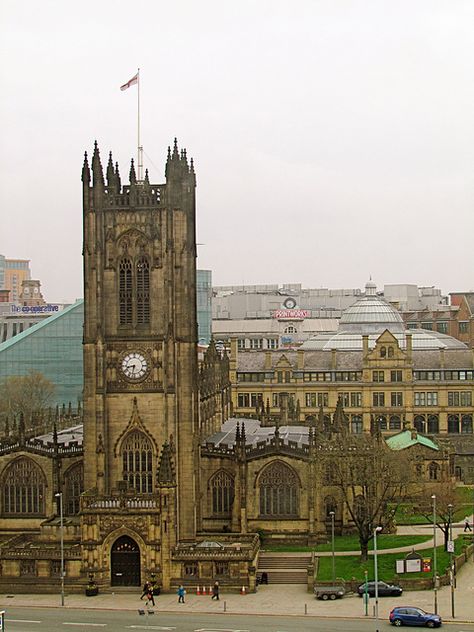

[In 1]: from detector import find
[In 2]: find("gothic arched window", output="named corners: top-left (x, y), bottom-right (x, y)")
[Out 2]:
top-left (448, 415), bottom-right (459, 434)
top-left (389, 415), bottom-right (401, 431)
top-left (210, 470), bottom-right (235, 515)
top-left (136, 257), bottom-right (150, 324)
top-left (429, 462), bottom-right (440, 481)
top-left (64, 463), bottom-right (83, 516)
top-left (387, 346), bottom-right (394, 358)
top-left (461, 414), bottom-right (473, 434)
top-left (427, 415), bottom-right (439, 434)
top-left (414, 415), bottom-right (425, 433)
top-left (323, 461), bottom-right (337, 485)
top-left (324, 495), bottom-right (337, 518)
top-left (119, 258), bottom-right (133, 325)
top-left (122, 431), bottom-right (153, 493)
top-left (259, 461), bottom-right (298, 517)
top-left (2, 457), bottom-right (45, 515)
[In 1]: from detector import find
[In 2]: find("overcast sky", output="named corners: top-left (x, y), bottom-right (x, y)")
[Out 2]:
top-left (1, 0), bottom-right (473, 303)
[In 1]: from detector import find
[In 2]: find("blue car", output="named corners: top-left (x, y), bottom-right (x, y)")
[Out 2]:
top-left (389, 606), bottom-right (442, 627)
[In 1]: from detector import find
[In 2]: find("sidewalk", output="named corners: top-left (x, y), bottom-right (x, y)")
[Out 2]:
top-left (1, 555), bottom-right (473, 624)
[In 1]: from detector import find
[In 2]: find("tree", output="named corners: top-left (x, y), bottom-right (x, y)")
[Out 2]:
top-left (0, 371), bottom-right (55, 430)
top-left (323, 433), bottom-right (413, 561)
top-left (416, 481), bottom-right (458, 551)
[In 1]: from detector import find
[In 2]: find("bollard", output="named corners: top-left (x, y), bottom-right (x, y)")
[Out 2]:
top-left (305, 603), bottom-right (307, 615)
top-left (224, 600), bottom-right (227, 612)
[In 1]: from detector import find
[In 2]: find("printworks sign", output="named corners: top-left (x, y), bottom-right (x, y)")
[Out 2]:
top-left (273, 309), bottom-right (309, 320)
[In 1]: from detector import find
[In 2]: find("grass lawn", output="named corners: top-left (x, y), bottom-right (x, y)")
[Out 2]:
top-left (395, 486), bottom-right (474, 525)
top-left (263, 534), bottom-right (431, 553)
top-left (316, 538), bottom-right (466, 582)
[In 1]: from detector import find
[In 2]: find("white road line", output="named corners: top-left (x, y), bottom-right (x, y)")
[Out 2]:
top-left (127, 627), bottom-right (176, 631)
top-left (194, 629), bottom-right (250, 632)
top-left (6, 620), bottom-right (42, 624)
top-left (63, 625), bottom-right (107, 628)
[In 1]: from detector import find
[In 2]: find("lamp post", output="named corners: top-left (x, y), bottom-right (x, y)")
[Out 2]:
top-left (55, 492), bottom-right (65, 607)
top-left (448, 503), bottom-right (454, 619)
top-left (374, 526), bottom-right (382, 632)
top-left (431, 494), bottom-right (438, 614)
top-left (329, 511), bottom-right (336, 585)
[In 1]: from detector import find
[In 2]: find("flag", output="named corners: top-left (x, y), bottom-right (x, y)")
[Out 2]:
top-left (120, 72), bottom-right (139, 91)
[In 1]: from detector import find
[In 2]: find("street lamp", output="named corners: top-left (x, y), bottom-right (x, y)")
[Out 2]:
top-left (448, 503), bottom-right (455, 619)
top-left (55, 492), bottom-right (65, 607)
top-left (431, 494), bottom-right (438, 614)
top-left (329, 511), bottom-right (336, 585)
top-left (373, 525), bottom-right (382, 632)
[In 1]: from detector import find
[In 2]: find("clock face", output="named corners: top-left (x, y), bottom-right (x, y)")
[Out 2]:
top-left (121, 352), bottom-right (148, 380)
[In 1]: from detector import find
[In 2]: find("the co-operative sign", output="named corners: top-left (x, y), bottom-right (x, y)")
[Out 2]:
top-left (11, 304), bottom-right (61, 314)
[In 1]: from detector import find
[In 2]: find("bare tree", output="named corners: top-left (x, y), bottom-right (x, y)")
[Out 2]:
top-left (416, 481), bottom-right (458, 551)
top-left (0, 371), bottom-right (55, 430)
top-left (323, 433), bottom-right (413, 561)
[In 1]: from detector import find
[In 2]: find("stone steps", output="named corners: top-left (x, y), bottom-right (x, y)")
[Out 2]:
top-left (258, 552), bottom-right (311, 584)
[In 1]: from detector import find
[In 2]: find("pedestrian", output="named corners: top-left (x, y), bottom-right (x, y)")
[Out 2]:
top-left (177, 584), bottom-right (186, 603)
top-left (464, 517), bottom-right (472, 532)
top-left (140, 581), bottom-right (150, 600)
top-left (211, 580), bottom-right (219, 600)
top-left (145, 585), bottom-right (155, 607)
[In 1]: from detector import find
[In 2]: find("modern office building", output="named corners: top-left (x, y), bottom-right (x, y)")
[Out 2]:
top-left (0, 255), bottom-right (31, 303)
top-left (0, 300), bottom-right (84, 404)
top-left (197, 269), bottom-right (212, 344)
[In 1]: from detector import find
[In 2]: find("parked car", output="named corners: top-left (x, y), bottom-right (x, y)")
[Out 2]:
top-left (357, 580), bottom-right (403, 597)
top-left (389, 606), bottom-right (442, 627)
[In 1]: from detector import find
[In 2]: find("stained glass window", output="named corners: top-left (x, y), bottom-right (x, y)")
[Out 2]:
top-left (122, 431), bottom-right (153, 493)
top-left (259, 461), bottom-right (298, 517)
top-left (211, 470), bottom-right (234, 515)
top-left (3, 457), bottom-right (45, 515)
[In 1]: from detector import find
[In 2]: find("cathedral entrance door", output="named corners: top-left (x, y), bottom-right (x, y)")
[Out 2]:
top-left (111, 536), bottom-right (141, 586)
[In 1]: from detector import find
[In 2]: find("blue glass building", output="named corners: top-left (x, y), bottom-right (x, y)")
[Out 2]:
top-left (0, 300), bottom-right (84, 405)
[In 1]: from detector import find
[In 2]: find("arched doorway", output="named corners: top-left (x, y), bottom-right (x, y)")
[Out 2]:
top-left (111, 536), bottom-right (141, 586)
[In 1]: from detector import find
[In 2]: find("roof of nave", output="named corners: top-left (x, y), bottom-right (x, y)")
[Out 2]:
top-left (204, 417), bottom-right (311, 448)
top-left (35, 424), bottom-right (83, 448)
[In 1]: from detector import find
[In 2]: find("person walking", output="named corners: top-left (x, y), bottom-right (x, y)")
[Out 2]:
top-left (211, 580), bottom-right (220, 600)
top-left (177, 584), bottom-right (186, 603)
top-left (145, 585), bottom-right (155, 607)
top-left (464, 517), bottom-right (472, 532)
top-left (140, 581), bottom-right (150, 600)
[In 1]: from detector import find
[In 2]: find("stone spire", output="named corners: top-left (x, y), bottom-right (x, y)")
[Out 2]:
top-left (91, 141), bottom-right (104, 186)
top-left (157, 442), bottom-right (175, 485)
top-left (129, 158), bottom-right (137, 184)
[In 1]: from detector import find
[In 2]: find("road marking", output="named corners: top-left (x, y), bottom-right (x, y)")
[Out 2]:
top-left (194, 629), bottom-right (250, 632)
top-left (128, 627), bottom-right (176, 631)
top-left (63, 625), bottom-right (107, 628)
top-left (6, 620), bottom-right (42, 624)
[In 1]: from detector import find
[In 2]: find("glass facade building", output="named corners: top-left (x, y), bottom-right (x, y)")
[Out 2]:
top-left (0, 300), bottom-right (84, 405)
top-left (197, 269), bottom-right (212, 345)
top-left (0, 271), bottom-right (213, 405)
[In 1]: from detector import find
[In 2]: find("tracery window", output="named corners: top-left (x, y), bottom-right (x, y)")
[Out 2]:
top-left (351, 415), bottom-right (363, 434)
top-left (211, 470), bottom-right (235, 515)
top-left (2, 457), bottom-right (45, 515)
top-left (122, 431), bottom-right (153, 493)
top-left (323, 462), bottom-right (337, 485)
top-left (64, 463), bottom-right (84, 516)
top-left (259, 461), bottom-right (298, 517)
top-left (136, 257), bottom-right (150, 324)
top-left (119, 258), bottom-right (133, 325)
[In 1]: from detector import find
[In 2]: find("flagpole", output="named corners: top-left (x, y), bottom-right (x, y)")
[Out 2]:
top-left (137, 67), bottom-right (143, 181)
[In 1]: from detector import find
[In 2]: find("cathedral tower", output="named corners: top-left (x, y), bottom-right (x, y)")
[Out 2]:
top-left (82, 139), bottom-right (198, 551)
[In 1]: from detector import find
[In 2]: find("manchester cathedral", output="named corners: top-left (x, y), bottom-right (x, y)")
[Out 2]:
top-left (0, 140), bottom-right (460, 593)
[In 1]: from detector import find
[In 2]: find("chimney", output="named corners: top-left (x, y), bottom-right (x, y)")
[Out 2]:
top-left (362, 335), bottom-right (369, 358)
top-left (297, 350), bottom-right (304, 370)
top-left (265, 352), bottom-right (272, 370)
top-left (406, 333), bottom-right (413, 361)
top-left (411, 428), bottom-right (417, 441)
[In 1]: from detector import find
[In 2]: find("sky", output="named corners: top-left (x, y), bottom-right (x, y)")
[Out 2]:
top-left (1, 0), bottom-right (473, 303)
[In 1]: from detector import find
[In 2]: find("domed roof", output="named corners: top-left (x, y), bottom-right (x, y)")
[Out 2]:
top-left (339, 281), bottom-right (405, 334)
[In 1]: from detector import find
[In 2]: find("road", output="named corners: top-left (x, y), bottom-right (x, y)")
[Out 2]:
top-left (2, 607), bottom-right (474, 632)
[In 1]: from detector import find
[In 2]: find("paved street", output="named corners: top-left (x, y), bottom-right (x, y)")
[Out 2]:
top-left (2, 608), bottom-right (474, 632)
